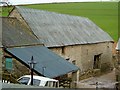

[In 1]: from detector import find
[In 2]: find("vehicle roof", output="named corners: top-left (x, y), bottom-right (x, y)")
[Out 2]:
top-left (20, 75), bottom-right (58, 82)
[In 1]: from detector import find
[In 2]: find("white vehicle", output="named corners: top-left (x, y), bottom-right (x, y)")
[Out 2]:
top-left (17, 75), bottom-right (59, 88)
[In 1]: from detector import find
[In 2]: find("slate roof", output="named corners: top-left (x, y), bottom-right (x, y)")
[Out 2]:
top-left (7, 46), bottom-right (79, 78)
top-left (2, 17), bottom-right (40, 47)
top-left (15, 6), bottom-right (113, 47)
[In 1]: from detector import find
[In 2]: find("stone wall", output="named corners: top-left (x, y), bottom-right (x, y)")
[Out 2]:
top-left (0, 48), bottom-right (2, 90)
top-left (115, 51), bottom-right (120, 89)
top-left (9, 9), bottom-right (30, 30)
top-left (49, 42), bottom-right (113, 74)
top-left (118, 51), bottom-right (120, 64)
top-left (0, 48), bottom-right (3, 80)
top-left (2, 51), bottom-right (30, 79)
top-left (81, 42), bottom-right (113, 72)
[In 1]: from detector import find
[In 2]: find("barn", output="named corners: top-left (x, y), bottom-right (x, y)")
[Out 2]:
top-left (1, 17), bottom-right (79, 87)
top-left (9, 6), bottom-right (114, 81)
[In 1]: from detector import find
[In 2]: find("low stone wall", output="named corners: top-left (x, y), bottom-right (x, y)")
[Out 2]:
top-left (79, 69), bottom-right (101, 80)
top-left (116, 66), bottom-right (120, 81)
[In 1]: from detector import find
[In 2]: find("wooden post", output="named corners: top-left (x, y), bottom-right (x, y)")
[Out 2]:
top-left (28, 56), bottom-right (36, 85)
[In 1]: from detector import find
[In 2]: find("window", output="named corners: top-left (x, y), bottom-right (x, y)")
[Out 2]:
top-left (53, 82), bottom-right (56, 87)
top-left (46, 81), bottom-right (53, 87)
top-left (5, 57), bottom-right (13, 70)
top-left (66, 58), bottom-right (70, 61)
top-left (45, 81), bottom-right (59, 87)
top-left (18, 77), bottom-right (30, 85)
top-left (93, 54), bottom-right (101, 69)
top-left (33, 79), bottom-right (41, 86)
top-left (72, 60), bottom-right (76, 65)
top-left (45, 81), bottom-right (48, 86)
top-left (61, 46), bottom-right (65, 54)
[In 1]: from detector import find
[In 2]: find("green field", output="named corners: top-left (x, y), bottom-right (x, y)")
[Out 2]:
top-left (1, 2), bottom-right (118, 41)
top-left (1, 6), bottom-right (13, 16)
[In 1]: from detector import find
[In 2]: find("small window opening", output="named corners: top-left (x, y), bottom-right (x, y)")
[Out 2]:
top-left (66, 58), bottom-right (70, 61)
top-left (61, 46), bottom-right (65, 54)
top-left (5, 56), bottom-right (13, 70)
top-left (93, 54), bottom-right (101, 69)
top-left (72, 60), bottom-right (76, 65)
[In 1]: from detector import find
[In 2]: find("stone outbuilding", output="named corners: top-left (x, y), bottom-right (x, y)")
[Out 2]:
top-left (1, 17), bottom-right (40, 77)
top-left (1, 17), bottom-right (79, 87)
top-left (9, 6), bottom-right (114, 82)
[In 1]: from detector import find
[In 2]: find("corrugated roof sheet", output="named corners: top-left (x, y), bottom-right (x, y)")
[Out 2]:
top-left (2, 17), bottom-right (40, 47)
top-left (16, 6), bottom-right (113, 47)
top-left (7, 46), bottom-right (79, 78)
top-left (116, 38), bottom-right (120, 50)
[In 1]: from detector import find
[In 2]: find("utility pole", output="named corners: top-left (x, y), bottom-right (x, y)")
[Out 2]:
top-left (28, 56), bottom-right (36, 85)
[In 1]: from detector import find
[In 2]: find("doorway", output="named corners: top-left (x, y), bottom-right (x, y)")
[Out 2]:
top-left (93, 54), bottom-right (101, 69)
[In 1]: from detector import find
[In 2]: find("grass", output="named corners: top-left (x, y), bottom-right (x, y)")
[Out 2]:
top-left (1, 2), bottom-right (118, 41)
top-left (0, 6), bottom-right (13, 16)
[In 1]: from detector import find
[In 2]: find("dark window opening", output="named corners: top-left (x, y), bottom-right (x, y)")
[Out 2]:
top-left (72, 60), bottom-right (76, 65)
top-left (61, 46), bottom-right (65, 54)
top-left (33, 79), bottom-right (41, 86)
top-left (93, 54), bottom-right (101, 69)
top-left (18, 77), bottom-right (30, 85)
top-left (66, 58), bottom-right (70, 61)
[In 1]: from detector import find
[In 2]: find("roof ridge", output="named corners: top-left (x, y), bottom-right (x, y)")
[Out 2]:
top-left (15, 6), bottom-right (87, 19)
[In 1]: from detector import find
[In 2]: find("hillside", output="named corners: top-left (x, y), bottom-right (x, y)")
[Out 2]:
top-left (1, 2), bottom-right (118, 41)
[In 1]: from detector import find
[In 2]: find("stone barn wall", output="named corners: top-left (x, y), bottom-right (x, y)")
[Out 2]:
top-left (9, 8), bottom-right (114, 83)
top-left (2, 50), bottom-right (30, 79)
top-left (9, 8), bottom-right (30, 30)
top-left (49, 42), bottom-right (113, 75)
top-left (117, 51), bottom-right (120, 64)
top-left (0, 48), bottom-right (3, 79)
top-left (9, 8), bottom-right (114, 73)
top-left (115, 51), bottom-right (120, 89)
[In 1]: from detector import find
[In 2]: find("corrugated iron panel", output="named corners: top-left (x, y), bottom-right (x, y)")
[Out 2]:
top-left (2, 17), bottom-right (40, 47)
top-left (16, 6), bottom-right (113, 47)
top-left (7, 46), bottom-right (79, 78)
